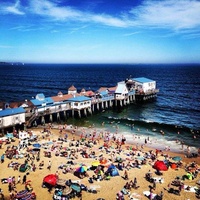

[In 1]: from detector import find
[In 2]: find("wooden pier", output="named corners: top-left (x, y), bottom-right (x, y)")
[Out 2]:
top-left (0, 77), bottom-right (158, 134)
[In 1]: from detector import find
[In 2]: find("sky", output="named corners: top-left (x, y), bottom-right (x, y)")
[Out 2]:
top-left (0, 0), bottom-right (200, 64)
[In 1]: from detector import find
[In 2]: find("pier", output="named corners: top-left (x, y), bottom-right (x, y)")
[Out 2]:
top-left (0, 77), bottom-right (158, 134)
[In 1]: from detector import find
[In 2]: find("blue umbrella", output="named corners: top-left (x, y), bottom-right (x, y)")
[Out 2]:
top-left (70, 183), bottom-right (81, 193)
top-left (172, 156), bottom-right (182, 162)
top-left (33, 143), bottom-right (41, 148)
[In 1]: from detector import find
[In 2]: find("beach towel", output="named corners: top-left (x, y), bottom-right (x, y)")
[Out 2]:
top-left (129, 192), bottom-right (141, 200)
top-left (153, 177), bottom-right (164, 183)
top-left (143, 191), bottom-right (157, 198)
top-left (184, 185), bottom-right (198, 192)
top-left (121, 188), bottom-right (129, 195)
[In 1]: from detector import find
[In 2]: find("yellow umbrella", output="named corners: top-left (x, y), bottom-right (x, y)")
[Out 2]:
top-left (91, 160), bottom-right (100, 167)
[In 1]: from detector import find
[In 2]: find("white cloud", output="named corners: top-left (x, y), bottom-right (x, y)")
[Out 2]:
top-left (89, 14), bottom-right (127, 27)
top-left (129, 0), bottom-right (200, 30)
top-left (3, 0), bottom-right (24, 15)
top-left (123, 32), bottom-right (140, 36)
top-left (2, 0), bottom-right (200, 34)
top-left (29, 0), bottom-right (200, 31)
top-left (29, 0), bottom-right (127, 27)
top-left (30, 0), bottom-right (82, 20)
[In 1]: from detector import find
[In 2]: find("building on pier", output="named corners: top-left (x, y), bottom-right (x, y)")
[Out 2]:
top-left (67, 96), bottom-right (92, 118)
top-left (133, 77), bottom-right (159, 102)
top-left (0, 107), bottom-right (26, 135)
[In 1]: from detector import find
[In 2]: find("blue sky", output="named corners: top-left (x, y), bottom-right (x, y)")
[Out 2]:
top-left (0, 0), bottom-right (200, 64)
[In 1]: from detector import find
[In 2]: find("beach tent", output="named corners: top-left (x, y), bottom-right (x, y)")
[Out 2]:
top-left (43, 174), bottom-right (57, 187)
top-left (6, 133), bottom-right (13, 139)
top-left (153, 161), bottom-right (168, 171)
top-left (106, 164), bottom-right (119, 176)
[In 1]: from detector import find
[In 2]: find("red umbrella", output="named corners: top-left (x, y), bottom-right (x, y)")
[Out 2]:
top-left (153, 160), bottom-right (168, 171)
top-left (43, 174), bottom-right (57, 186)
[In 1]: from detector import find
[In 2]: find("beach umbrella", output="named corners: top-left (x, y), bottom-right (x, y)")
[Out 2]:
top-left (153, 160), bottom-right (168, 171)
top-left (62, 186), bottom-right (72, 195)
top-left (76, 165), bottom-right (87, 173)
top-left (100, 158), bottom-right (108, 165)
top-left (92, 160), bottom-right (100, 167)
top-left (56, 179), bottom-right (66, 187)
top-left (32, 143), bottom-right (41, 148)
top-left (136, 156), bottom-right (145, 161)
top-left (43, 174), bottom-right (57, 186)
top-left (70, 183), bottom-right (81, 193)
top-left (172, 156), bottom-right (182, 162)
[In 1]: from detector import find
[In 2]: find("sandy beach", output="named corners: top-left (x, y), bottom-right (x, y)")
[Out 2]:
top-left (0, 124), bottom-right (199, 200)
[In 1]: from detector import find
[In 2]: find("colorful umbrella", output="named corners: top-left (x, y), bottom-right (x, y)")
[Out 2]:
top-left (76, 165), bottom-right (87, 173)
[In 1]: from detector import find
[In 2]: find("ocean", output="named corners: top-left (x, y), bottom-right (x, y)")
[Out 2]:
top-left (0, 63), bottom-right (199, 153)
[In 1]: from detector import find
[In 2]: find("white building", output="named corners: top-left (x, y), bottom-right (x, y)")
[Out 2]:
top-left (68, 96), bottom-right (91, 110)
top-left (0, 107), bottom-right (26, 129)
top-left (133, 77), bottom-right (156, 94)
top-left (115, 81), bottom-right (129, 100)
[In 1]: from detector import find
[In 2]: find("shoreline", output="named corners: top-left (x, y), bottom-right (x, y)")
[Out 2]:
top-left (50, 122), bottom-right (199, 157)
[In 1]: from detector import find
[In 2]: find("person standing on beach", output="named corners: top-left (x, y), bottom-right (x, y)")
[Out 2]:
top-left (152, 179), bottom-right (156, 190)
top-left (47, 160), bottom-right (52, 170)
top-left (1, 154), bottom-right (4, 163)
top-left (133, 177), bottom-right (137, 189)
top-left (22, 174), bottom-right (27, 184)
top-left (17, 176), bottom-right (21, 184)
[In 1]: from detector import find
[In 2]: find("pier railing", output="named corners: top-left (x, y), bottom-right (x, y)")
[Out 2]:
top-left (135, 89), bottom-right (159, 95)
